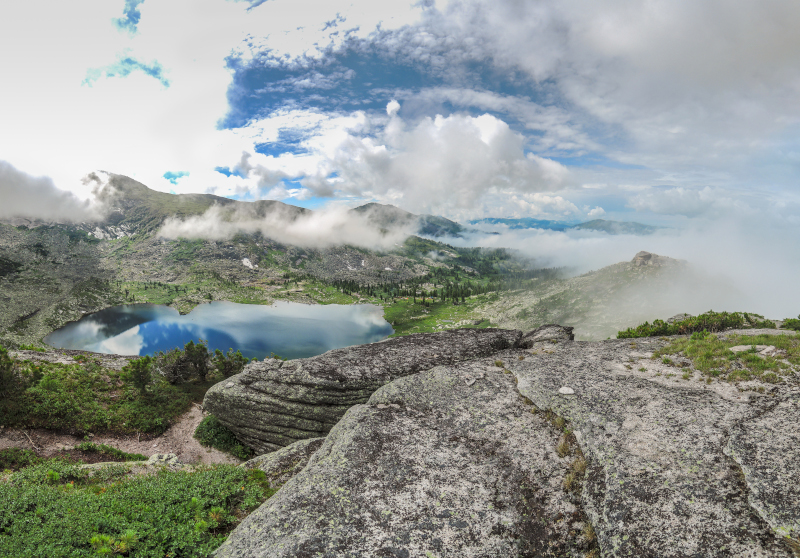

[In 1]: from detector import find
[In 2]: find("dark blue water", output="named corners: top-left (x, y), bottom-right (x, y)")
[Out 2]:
top-left (44, 301), bottom-right (393, 360)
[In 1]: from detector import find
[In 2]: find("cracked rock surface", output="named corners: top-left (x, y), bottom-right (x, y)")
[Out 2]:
top-left (213, 328), bottom-right (799, 557)
top-left (215, 362), bottom-right (593, 558)
top-left (512, 335), bottom-right (799, 557)
top-left (203, 328), bottom-right (522, 454)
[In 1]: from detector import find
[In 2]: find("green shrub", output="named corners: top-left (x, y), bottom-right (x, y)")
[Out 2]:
top-left (155, 339), bottom-right (211, 384)
top-left (18, 343), bottom-right (46, 352)
top-left (121, 355), bottom-right (153, 396)
top-left (0, 448), bottom-right (43, 471)
top-left (0, 459), bottom-right (276, 557)
top-left (0, 346), bottom-right (17, 397)
top-left (782, 315), bottom-right (800, 331)
top-left (74, 442), bottom-right (147, 462)
top-left (0, 359), bottom-right (195, 435)
top-left (618, 311), bottom-right (756, 338)
top-left (194, 415), bottom-right (254, 460)
top-left (213, 348), bottom-right (248, 379)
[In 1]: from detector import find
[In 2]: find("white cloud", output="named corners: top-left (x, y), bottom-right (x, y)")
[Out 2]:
top-left (159, 203), bottom-right (416, 250)
top-left (0, 161), bottom-right (105, 221)
top-left (587, 206), bottom-right (605, 218)
top-left (210, 108), bottom-right (571, 216)
top-left (386, 100), bottom-right (401, 116)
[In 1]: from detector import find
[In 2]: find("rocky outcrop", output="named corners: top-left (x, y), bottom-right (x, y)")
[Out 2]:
top-left (513, 336), bottom-right (798, 557)
top-left (215, 360), bottom-right (596, 558)
top-left (243, 437), bottom-right (325, 487)
top-left (214, 328), bottom-right (799, 557)
top-left (518, 323), bottom-right (575, 346)
top-left (203, 328), bottom-right (523, 454)
top-left (631, 251), bottom-right (675, 266)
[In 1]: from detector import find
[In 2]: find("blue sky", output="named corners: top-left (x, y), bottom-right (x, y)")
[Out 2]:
top-left (1, 0), bottom-right (800, 227)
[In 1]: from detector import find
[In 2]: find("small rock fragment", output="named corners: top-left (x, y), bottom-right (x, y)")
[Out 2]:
top-left (558, 386), bottom-right (575, 395)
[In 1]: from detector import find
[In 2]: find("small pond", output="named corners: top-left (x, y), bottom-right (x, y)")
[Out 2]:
top-left (44, 301), bottom-right (393, 360)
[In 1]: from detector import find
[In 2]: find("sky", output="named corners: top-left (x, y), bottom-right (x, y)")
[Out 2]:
top-left (1, 0), bottom-right (799, 227)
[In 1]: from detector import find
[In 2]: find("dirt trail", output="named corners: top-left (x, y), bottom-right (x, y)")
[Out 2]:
top-left (0, 405), bottom-right (241, 465)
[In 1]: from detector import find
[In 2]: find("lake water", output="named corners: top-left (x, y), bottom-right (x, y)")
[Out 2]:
top-left (44, 301), bottom-right (394, 360)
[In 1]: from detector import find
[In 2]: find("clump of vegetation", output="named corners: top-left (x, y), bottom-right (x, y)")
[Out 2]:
top-left (0, 448), bottom-right (43, 471)
top-left (617, 311), bottom-right (776, 339)
top-left (121, 355), bottom-right (153, 396)
top-left (0, 346), bottom-right (199, 435)
top-left (194, 415), bottom-right (255, 460)
top-left (155, 339), bottom-right (211, 384)
top-left (782, 314), bottom-right (800, 331)
top-left (155, 340), bottom-right (252, 384)
top-left (1, 339), bottom-right (256, 437)
top-left (0, 346), bottom-right (16, 396)
top-left (213, 348), bottom-right (248, 378)
top-left (0, 458), bottom-right (276, 557)
top-left (653, 333), bottom-right (799, 384)
top-left (18, 343), bottom-right (46, 352)
top-left (74, 442), bottom-right (147, 462)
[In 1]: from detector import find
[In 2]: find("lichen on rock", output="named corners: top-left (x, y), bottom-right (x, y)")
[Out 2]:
top-left (203, 328), bottom-right (523, 454)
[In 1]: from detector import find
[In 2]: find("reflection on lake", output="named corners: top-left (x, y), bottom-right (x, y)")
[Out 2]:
top-left (44, 301), bottom-right (394, 360)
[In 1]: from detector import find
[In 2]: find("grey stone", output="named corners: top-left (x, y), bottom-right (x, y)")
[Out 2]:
top-left (518, 323), bottom-right (575, 347)
top-left (667, 312), bottom-right (694, 324)
top-left (214, 363), bottom-right (592, 558)
top-left (512, 337), bottom-right (798, 557)
top-left (147, 453), bottom-right (181, 465)
top-left (214, 328), bottom-right (800, 557)
top-left (203, 328), bottom-right (523, 454)
top-left (243, 437), bottom-right (325, 488)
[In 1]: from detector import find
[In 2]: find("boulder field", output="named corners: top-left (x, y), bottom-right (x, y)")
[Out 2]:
top-left (206, 326), bottom-right (800, 558)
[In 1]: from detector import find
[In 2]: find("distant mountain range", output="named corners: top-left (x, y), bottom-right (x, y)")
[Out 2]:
top-left (470, 217), bottom-right (661, 236)
top-left (350, 203), bottom-right (468, 238)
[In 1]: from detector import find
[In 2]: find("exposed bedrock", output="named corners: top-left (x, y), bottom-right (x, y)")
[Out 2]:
top-left (511, 335), bottom-right (799, 557)
top-left (215, 361), bottom-right (595, 558)
top-left (215, 328), bottom-right (799, 557)
top-left (203, 328), bottom-right (523, 454)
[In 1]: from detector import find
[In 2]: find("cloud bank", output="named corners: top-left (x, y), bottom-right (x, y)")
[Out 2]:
top-left (0, 161), bottom-right (105, 222)
top-left (158, 203), bottom-right (416, 250)
top-left (459, 216), bottom-right (800, 320)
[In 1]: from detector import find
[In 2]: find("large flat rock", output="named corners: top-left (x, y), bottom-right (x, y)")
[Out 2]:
top-left (510, 337), bottom-right (798, 557)
top-left (215, 362), bottom-right (595, 558)
top-left (214, 329), bottom-right (799, 556)
top-left (203, 328), bottom-right (523, 454)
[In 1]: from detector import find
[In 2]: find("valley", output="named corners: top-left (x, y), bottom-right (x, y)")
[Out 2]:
top-left (0, 174), bottom-right (698, 350)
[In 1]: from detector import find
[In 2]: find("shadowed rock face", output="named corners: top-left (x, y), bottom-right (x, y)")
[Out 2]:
top-left (213, 328), bottom-right (799, 557)
top-left (203, 328), bottom-right (523, 454)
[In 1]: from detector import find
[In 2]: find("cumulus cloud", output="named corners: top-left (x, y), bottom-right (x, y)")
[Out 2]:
top-left (158, 203), bottom-right (416, 250)
top-left (0, 161), bottom-right (105, 222)
top-left (587, 206), bottom-right (605, 218)
top-left (224, 107), bottom-right (571, 215)
top-left (386, 99), bottom-right (401, 116)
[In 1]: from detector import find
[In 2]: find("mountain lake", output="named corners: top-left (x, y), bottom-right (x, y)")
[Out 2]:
top-left (44, 300), bottom-right (394, 360)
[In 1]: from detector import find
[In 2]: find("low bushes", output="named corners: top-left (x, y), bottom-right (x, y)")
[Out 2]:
top-left (194, 415), bottom-right (254, 460)
top-left (0, 458), bottom-right (276, 557)
top-left (74, 442), bottom-right (147, 462)
top-left (0, 340), bottom-right (255, 436)
top-left (155, 340), bottom-right (251, 384)
top-left (782, 315), bottom-right (800, 331)
top-left (0, 350), bottom-right (196, 435)
top-left (617, 311), bottom-right (776, 339)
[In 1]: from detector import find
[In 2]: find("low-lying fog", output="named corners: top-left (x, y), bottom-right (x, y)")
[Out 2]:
top-left (456, 219), bottom-right (798, 322)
